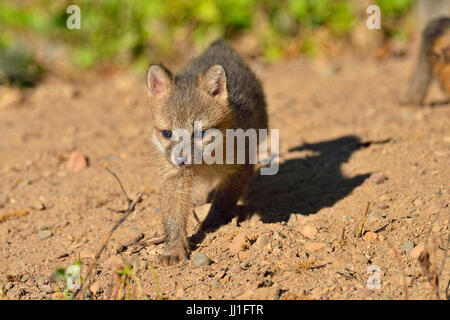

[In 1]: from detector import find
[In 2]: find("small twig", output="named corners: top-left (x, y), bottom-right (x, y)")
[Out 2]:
top-left (357, 137), bottom-right (391, 148)
top-left (418, 210), bottom-right (447, 299)
top-left (144, 235), bottom-right (166, 245)
top-left (106, 167), bottom-right (132, 206)
top-left (149, 263), bottom-right (163, 300)
top-left (73, 169), bottom-right (142, 299)
top-left (339, 226), bottom-right (346, 249)
top-left (112, 276), bottom-right (121, 300)
top-left (418, 248), bottom-right (440, 299)
top-left (356, 201), bottom-right (370, 238)
top-left (116, 233), bottom-right (145, 254)
top-left (438, 230), bottom-right (449, 280)
top-left (425, 211), bottom-right (441, 245)
top-left (0, 209), bottom-right (30, 223)
top-left (192, 209), bottom-right (200, 224)
top-left (446, 280), bottom-right (449, 300)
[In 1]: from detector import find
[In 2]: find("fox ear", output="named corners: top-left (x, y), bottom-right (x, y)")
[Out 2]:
top-left (147, 64), bottom-right (173, 99)
top-left (202, 64), bottom-right (227, 100)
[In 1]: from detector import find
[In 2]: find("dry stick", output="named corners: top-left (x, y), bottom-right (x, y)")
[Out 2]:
top-left (356, 201), bottom-right (370, 238)
top-left (419, 210), bottom-right (445, 299)
top-left (106, 167), bottom-right (132, 206)
top-left (192, 209), bottom-right (200, 224)
top-left (425, 211), bottom-right (441, 245)
top-left (430, 236), bottom-right (441, 299)
top-left (418, 248), bottom-right (440, 299)
top-left (438, 229), bottom-right (450, 282)
top-left (73, 169), bottom-right (142, 299)
top-left (446, 279), bottom-right (450, 300)
top-left (387, 239), bottom-right (409, 300)
top-left (76, 195), bottom-right (141, 299)
top-left (430, 211), bottom-right (450, 281)
top-left (144, 234), bottom-right (166, 246)
top-left (339, 226), bottom-right (346, 249)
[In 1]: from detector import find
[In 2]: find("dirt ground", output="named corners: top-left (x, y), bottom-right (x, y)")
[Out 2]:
top-left (0, 44), bottom-right (449, 300)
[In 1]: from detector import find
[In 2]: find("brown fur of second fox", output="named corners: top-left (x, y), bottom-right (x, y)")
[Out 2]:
top-left (147, 40), bottom-right (268, 265)
top-left (402, 16), bottom-right (450, 105)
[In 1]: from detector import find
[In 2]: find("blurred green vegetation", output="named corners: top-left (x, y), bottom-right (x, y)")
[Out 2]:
top-left (0, 43), bottom-right (43, 86)
top-left (0, 0), bottom-right (414, 84)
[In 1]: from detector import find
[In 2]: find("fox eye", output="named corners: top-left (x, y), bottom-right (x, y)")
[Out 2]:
top-left (161, 130), bottom-right (172, 139)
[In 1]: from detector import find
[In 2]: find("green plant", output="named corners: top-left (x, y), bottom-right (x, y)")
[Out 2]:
top-left (0, 0), bottom-right (416, 72)
top-left (111, 264), bottom-right (143, 300)
top-left (53, 260), bottom-right (83, 300)
top-left (377, 0), bottom-right (414, 39)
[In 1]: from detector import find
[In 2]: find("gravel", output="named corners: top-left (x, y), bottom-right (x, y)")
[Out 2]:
top-left (193, 253), bottom-right (212, 267)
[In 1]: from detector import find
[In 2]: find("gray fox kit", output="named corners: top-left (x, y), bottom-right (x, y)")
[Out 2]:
top-left (147, 40), bottom-right (268, 265)
top-left (402, 16), bottom-right (450, 105)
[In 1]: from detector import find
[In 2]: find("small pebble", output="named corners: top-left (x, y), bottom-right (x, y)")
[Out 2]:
top-left (80, 249), bottom-right (95, 260)
top-left (342, 215), bottom-right (355, 223)
top-left (402, 240), bottom-right (415, 255)
top-left (368, 210), bottom-right (384, 222)
top-left (107, 156), bottom-right (119, 162)
top-left (193, 253), bottom-right (212, 267)
top-left (370, 172), bottom-right (387, 184)
top-left (38, 230), bottom-right (52, 240)
top-left (17, 179), bottom-right (31, 188)
top-left (0, 194), bottom-right (8, 208)
top-left (66, 151), bottom-right (88, 172)
top-left (240, 259), bottom-right (251, 269)
top-left (305, 242), bottom-right (326, 251)
top-left (175, 288), bottom-right (185, 298)
top-left (230, 264), bottom-right (241, 273)
top-left (254, 233), bottom-right (270, 249)
top-left (377, 203), bottom-right (389, 210)
top-left (287, 214), bottom-right (299, 227)
top-left (31, 201), bottom-right (46, 211)
top-left (238, 286), bottom-right (280, 300)
top-left (273, 231), bottom-right (286, 240)
top-left (238, 251), bottom-right (249, 261)
top-left (229, 232), bottom-right (247, 254)
top-left (363, 231), bottom-right (378, 242)
top-left (300, 224), bottom-right (318, 239)
top-left (356, 288), bottom-right (372, 298)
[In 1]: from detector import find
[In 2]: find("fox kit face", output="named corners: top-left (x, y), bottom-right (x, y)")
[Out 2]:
top-left (147, 64), bottom-right (232, 168)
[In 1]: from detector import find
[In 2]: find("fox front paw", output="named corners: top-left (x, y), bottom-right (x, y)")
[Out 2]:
top-left (158, 247), bottom-right (188, 266)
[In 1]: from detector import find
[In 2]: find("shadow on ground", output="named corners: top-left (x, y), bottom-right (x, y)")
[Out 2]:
top-left (242, 135), bottom-right (371, 223)
top-left (427, 99), bottom-right (450, 107)
top-left (191, 135), bottom-right (370, 249)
